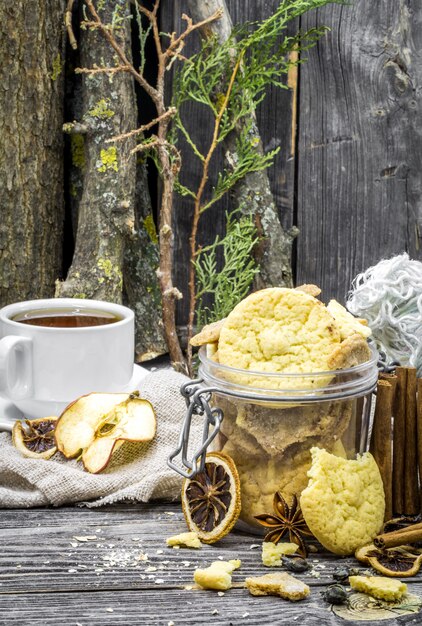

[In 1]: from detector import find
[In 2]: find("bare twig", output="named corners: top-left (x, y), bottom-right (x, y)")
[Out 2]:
top-left (75, 65), bottom-right (131, 75)
top-left (130, 139), bottom-right (159, 154)
top-left (79, 0), bottom-right (221, 372)
top-left (166, 11), bottom-right (224, 59)
top-left (65, 0), bottom-right (77, 50)
top-left (108, 108), bottom-right (177, 143)
top-left (82, 0), bottom-right (190, 369)
top-left (85, 0), bottom-right (159, 103)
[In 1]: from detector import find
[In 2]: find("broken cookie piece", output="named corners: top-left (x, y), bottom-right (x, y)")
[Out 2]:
top-left (190, 319), bottom-right (226, 347)
top-left (327, 333), bottom-right (371, 371)
top-left (295, 284), bottom-right (322, 298)
top-left (349, 575), bottom-right (407, 602)
top-left (246, 572), bottom-right (310, 601)
top-left (194, 559), bottom-right (241, 591)
top-left (262, 542), bottom-right (298, 566)
top-left (326, 299), bottom-right (372, 340)
top-left (166, 532), bottom-right (202, 549)
top-left (300, 448), bottom-right (385, 555)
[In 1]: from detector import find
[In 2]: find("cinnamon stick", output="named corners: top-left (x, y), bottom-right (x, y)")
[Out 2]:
top-left (417, 378), bottom-right (422, 514)
top-left (374, 522), bottom-right (422, 549)
top-left (392, 367), bottom-right (408, 515)
top-left (403, 367), bottom-right (419, 515)
top-left (369, 379), bottom-right (395, 521)
top-left (379, 372), bottom-right (398, 384)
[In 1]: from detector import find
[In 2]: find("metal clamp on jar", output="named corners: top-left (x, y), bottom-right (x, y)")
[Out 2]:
top-left (169, 345), bottom-right (380, 529)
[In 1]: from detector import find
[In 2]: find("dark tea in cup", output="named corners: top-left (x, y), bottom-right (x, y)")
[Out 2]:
top-left (11, 308), bottom-right (122, 328)
top-left (0, 297), bottom-right (135, 419)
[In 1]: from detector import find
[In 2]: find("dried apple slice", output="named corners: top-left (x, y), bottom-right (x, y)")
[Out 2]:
top-left (55, 391), bottom-right (156, 473)
top-left (82, 438), bottom-right (125, 474)
top-left (82, 396), bottom-right (156, 473)
top-left (55, 392), bottom-right (130, 458)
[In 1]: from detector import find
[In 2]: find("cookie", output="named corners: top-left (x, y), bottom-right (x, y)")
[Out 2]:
top-left (326, 300), bottom-right (372, 340)
top-left (190, 319), bottom-right (226, 347)
top-left (218, 288), bottom-right (341, 378)
top-left (300, 447), bottom-right (385, 555)
top-left (221, 439), bottom-right (311, 527)
top-left (327, 333), bottom-right (372, 370)
top-left (246, 572), bottom-right (310, 600)
top-left (235, 400), bottom-right (353, 457)
top-left (295, 284), bottom-right (322, 297)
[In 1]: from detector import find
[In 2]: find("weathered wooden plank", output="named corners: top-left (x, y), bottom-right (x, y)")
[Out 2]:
top-left (160, 1), bottom-right (297, 323)
top-left (3, 586), bottom-right (422, 626)
top-left (0, 503), bottom-right (352, 593)
top-left (296, 1), bottom-right (422, 301)
top-left (1, 503), bottom-right (422, 625)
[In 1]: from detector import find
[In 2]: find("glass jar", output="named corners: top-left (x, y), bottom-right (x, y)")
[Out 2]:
top-left (169, 344), bottom-right (379, 531)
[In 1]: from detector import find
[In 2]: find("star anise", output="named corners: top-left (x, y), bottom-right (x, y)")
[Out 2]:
top-left (254, 491), bottom-right (314, 557)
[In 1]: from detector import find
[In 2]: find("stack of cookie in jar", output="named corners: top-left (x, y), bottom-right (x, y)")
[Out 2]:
top-left (191, 286), bottom-right (375, 529)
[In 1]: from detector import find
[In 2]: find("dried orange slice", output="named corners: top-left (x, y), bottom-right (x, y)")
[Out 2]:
top-left (355, 543), bottom-right (422, 577)
top-left (181, 452), bottom-right (241, 544)
top-left (12, 417), bottom-right (58, 459)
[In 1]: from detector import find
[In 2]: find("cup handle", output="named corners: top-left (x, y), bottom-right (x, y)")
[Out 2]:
top-left (0, 336), bottom-right (33, 400)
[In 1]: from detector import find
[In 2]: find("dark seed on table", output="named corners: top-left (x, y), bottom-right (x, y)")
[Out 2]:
top-left (282, 557), bottom-right (310, 572)
top-left (322, 584), bottom-right (348, 605)
top-left (332, 568), bottom-right (351, 582)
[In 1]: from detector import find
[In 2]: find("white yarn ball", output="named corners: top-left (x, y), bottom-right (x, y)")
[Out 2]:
top-left (347, 253), bottom-right (422, 375)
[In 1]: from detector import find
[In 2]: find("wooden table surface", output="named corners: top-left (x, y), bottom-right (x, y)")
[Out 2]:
top-left (1, 502), bottom-right (422, 625)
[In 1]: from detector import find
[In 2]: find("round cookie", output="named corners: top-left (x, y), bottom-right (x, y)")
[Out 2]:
top-left (300, 447), bottom-right (385, 555)
top-left (218, 288), bottom-right (341, 375)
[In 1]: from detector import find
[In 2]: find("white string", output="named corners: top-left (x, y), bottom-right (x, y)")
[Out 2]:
top-left (347, 253), bottom-right (422, 376)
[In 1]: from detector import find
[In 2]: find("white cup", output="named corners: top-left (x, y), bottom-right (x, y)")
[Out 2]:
top-left (0, 298), bottom-right (135, 418)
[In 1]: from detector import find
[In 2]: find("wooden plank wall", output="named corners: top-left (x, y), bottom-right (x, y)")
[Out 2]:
top-left (161, 1), bottom-right (422, 323)
top-left (297, 0), bottom-right (422, 301)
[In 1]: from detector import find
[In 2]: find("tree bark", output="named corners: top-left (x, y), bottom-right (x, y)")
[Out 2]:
top-left (61, 1), bottom-right (167, 361)
top-left (123, 161), bottom-right (167, 362)
top-left (56, 0), bottom-right (136, 303)
top-left (187, 0), bottom-right (297, 288)
top-left (0, 1), bottom-right (65, 306)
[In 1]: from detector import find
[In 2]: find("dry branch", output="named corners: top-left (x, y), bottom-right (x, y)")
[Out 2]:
top-left (82, 0), bottom-right (222, 371)
top-left (65, 0), bottom-right (77, 50)
top-left (75, 65), bottom-right (131, 75)
top-left (109, 108), bottom-right (177, 144)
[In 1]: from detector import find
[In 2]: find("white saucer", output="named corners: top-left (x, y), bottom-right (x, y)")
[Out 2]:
top-left (0, 364), bottom-right (149, 433)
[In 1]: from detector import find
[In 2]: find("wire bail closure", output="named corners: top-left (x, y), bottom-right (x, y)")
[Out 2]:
top-left (167, 378), bottom-right (223, 479)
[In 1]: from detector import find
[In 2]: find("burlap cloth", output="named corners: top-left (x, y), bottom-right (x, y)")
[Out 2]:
top-left (0, 370), bottom-right (202, 508)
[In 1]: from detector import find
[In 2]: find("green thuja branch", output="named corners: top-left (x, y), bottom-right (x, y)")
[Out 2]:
top-left (134, 2), bottom-right (153, 75)
top-left (174, 0), bottom-right (342, 372)
top-left (195, 212), bottom-right (259, 328)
